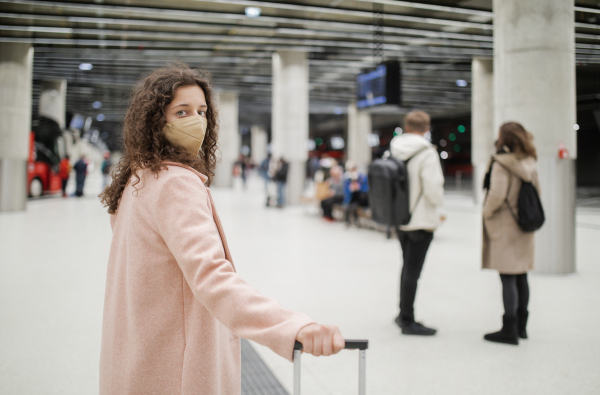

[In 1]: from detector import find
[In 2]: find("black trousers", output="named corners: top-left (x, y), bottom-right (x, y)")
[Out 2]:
top-left (500, 273), bottom-right (529, 316)
top-left (321, 196), bottom-right (344, 218)
top-left (397, 230), bottom-right (434, 323)
top-left (75, 176), bottom-right (85, 197)
top-left (61, 178), bottom-right (68, 196)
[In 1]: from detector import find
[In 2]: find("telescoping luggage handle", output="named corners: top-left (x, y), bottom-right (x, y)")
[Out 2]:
top-left (293, 339), bottom-right (368, 395)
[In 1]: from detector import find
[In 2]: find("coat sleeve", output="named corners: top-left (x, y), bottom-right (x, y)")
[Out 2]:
top-left (153, 171), bottom-right (315, 361)
top-left (482, 162), bottom-right (510, 219)
top-left (420, 150), bottom-right (445, 207)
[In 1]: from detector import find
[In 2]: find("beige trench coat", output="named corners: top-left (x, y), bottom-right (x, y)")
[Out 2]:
top-left (482, 153), bottom-right (540, 274)
top-left (100, 162), bottom-right (314, 395)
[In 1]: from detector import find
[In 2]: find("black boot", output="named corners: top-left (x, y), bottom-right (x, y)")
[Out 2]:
top-left (517, 311), bottom-right (529, 339)
top-left (484, 315), bottom-right (519, 345)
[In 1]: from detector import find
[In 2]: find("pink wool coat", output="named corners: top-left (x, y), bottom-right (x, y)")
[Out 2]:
top-left (100, 162), bottom-right (314, 394)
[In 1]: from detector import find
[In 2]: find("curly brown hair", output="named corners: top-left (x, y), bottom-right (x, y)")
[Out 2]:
top-left (99, 63), bottom-right (219, 214)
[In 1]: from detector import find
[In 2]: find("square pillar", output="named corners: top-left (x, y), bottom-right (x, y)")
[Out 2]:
top-left (213, 91), bottom-right (239, 188)
top-left (271, 51), bottom-right (309, 205)
top-left (493, 0), bottom-right (576, 274)
top-left (347, 103), bottom-right (372, 173)
top-left (251, 125), bottom-right (268, 165)
top-left (0, 43), bottom-right (33, 212)
top-left (39, 79), bottom-right (67, 130)
top-left (471, 58), bottom-right (494, 205)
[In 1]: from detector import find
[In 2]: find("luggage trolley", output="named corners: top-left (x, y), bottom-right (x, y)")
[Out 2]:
top-left (293, 339), bottom-right (369, 395)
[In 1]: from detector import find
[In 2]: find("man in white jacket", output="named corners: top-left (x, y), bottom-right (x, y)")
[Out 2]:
top-left (390, 110), bottom-right (445, 336)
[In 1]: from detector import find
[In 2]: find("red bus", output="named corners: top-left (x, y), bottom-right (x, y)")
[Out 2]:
top-left (27, 116), bottom-right (64, 198)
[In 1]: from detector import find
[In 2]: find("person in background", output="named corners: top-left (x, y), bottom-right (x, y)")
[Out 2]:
top-left (58, 155), bottom-right (71, 197)
top-left (101, 151), bottom-right (113, 189)
top-left (238, 154), bottom-right (248, 189)
top-left (390, 110), bottom-right (444, 336)
top-left (482, 122), bottom-right (540, 345)
top-left (73, 155), bottom-right (88, 197)
top-left (273, 157), bottom-right (289, 208)
top-left (259, 154), bottom-right (271, 194)
top-left (320, 165), bottom-right (345, 222)
top-left (342, 160), bottom-right (369, 225)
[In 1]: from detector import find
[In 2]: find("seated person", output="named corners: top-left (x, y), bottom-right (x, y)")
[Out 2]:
top-left (343, 161), bottom-right (369, 224)
top-left (320, 165), bottom-right (345, 221)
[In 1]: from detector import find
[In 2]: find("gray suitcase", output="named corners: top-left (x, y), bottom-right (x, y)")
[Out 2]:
top-left (293, 339), bottom-right (368, 395)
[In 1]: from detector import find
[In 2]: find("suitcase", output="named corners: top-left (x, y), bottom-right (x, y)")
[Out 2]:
top-left (293, 339), bottom-right (368, 395)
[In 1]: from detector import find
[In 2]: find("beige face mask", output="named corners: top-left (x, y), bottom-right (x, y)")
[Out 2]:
top-left (162, 115), bottom-right (208, 156)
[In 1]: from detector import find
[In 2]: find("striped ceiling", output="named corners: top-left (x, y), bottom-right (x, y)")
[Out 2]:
top-left (1, 0), bottom-right (599, 144)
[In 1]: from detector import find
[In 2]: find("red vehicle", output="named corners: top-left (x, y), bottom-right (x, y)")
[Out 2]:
top-left (27, 130), bottom-right (63, 198)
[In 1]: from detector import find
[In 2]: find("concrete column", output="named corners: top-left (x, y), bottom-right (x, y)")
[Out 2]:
top-left (347, 103), bottom-right (372, 172)
top-left (39, 79), bottom-right (67, 129)
top-left (493, 0), bottom-right (576, 274)
top-left (0, 43), bottom-right (33, 212)
top-left (471, 58), bottom-right (495, 205)
top-left (251, 125), bottom-right (268, 164)
top-left (213, 91), bottom-right (239, 188)
top-left (271, 51), bottom-right (309, 205)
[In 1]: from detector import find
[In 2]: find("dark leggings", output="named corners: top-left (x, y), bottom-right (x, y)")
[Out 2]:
top-left (500, 273), bottom-right (529, 316)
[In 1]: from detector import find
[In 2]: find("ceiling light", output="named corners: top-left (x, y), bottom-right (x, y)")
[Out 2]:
top-left (92, 101), bottom-right (102, 109)
top-left (96, 114), bottom-right (105, 122)
top-left (456, 79), bottom-right (467, 87)
top-left (79, 63), bottom-right (93, 71)
top-left (245, 7), bottom-right (261, 17)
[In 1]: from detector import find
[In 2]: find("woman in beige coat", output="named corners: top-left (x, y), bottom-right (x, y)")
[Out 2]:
top-left (98, 64), bottom-right (344, 394)
top-left (482, 122), bottom-right (540, 346)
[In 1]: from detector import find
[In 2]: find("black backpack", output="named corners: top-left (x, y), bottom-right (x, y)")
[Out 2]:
top-left (486, 159), bottom-right (545, 233)
top-left (368, 147), bottom-right (428, 227)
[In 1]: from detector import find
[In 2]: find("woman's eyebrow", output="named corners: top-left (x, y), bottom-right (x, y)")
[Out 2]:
top-left (172, 103), bottom-right (190, 109)
top-left (172, 103), bottom-right (207, 110)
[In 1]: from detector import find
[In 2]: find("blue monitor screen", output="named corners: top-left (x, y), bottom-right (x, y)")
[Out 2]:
top-left (356, 64), bottom-right (387, 108)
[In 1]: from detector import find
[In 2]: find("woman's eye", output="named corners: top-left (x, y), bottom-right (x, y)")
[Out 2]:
top-left (199, 111), bottom-right (206, 118)
top-left (176, 110), bottom-right (186, 116)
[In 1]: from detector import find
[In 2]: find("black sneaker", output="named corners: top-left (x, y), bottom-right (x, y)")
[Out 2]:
top-left (394, 316), bottom-right (437, 336)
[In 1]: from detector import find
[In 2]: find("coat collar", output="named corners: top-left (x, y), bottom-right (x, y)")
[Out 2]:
top-left (493, 153), bottom-right (536, 183)
top-left (161, 161), bottom-right (208, 184)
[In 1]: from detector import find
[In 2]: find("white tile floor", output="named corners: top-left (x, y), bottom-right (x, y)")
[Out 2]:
top-left (1, 172), bottom-right (599, 394)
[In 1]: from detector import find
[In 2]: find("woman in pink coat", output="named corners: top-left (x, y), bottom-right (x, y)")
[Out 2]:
top-left (99, 64), bottom-right (344, 394)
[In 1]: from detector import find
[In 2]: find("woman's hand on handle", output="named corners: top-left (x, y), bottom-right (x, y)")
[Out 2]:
top-left (296, 324), bottom-right (345, 356)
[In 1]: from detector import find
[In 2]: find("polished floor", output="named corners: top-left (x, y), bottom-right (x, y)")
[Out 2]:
top-left (1, 172), bottom-right (599, 394)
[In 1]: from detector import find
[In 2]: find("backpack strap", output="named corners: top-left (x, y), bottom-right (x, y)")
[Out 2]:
top-left (493, 160), bottom-right (521, 225)
top-left (405, 145), bottom-right (431, 214)
top-left (483, 157), bottom-right (495, 192)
